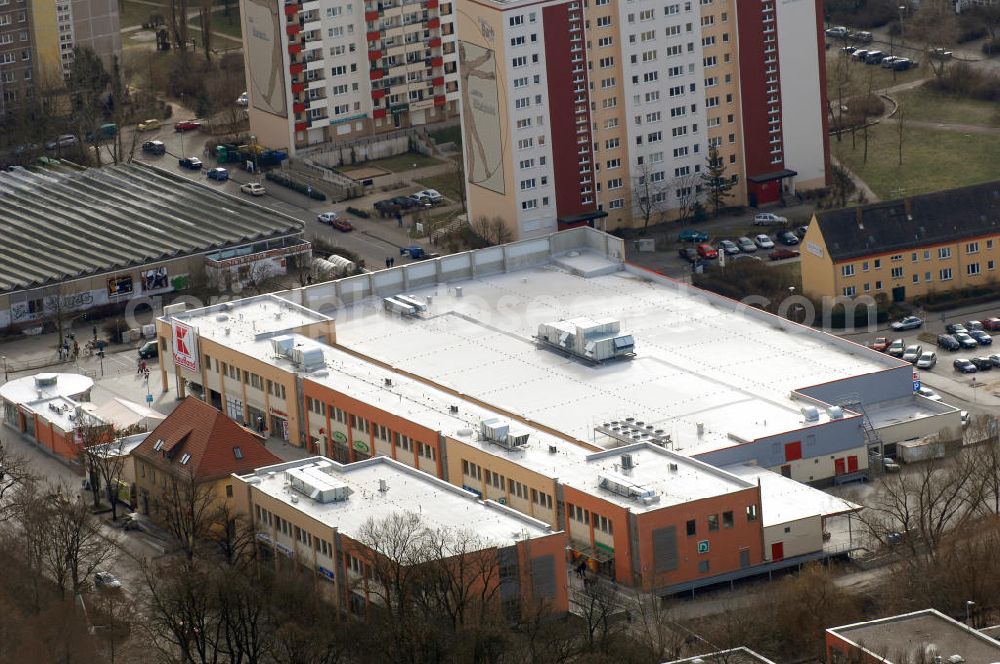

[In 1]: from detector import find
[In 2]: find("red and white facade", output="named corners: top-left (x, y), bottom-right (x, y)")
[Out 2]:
top-left (456, 0), bottom-right (830, 239)
top-left (240, 0), bottom-right (460, 154)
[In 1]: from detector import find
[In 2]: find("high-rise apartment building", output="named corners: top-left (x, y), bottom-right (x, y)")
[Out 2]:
top-left (0, 0), bottom-right (121, 115)
top-left (240, 0), bottom-right (460, 154)
top-left (454, 0), bottom-right (830, 239)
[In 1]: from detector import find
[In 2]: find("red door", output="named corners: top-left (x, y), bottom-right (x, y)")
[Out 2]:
top-left (771, 542), bottom-right (784, 562)
top-left (847, 455), bottom-right (859, 473)
top-left (834, 458), bottom-right (846, 475)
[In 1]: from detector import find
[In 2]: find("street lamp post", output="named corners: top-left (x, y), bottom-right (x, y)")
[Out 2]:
top-left (2, 355), bottom-right (6, 382)
top-left (898, 5), bottom-right (907, 47)
top-left (966, 600), bottom-right (975, 626)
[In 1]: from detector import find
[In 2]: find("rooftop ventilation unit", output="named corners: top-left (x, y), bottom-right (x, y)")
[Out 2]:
top-left (801, 406), bottom-right (820, 422)
top-left (395, 295), bottom-right (427, 312)
top-left (270, 335), bottom-right (295, 358)
top-left (596, 418), bottom-right (672, 449)
top-left (598, 471), bottom-right (659, 504)
top-left (535, 317), bottom-right (635, 363)
top-left (286, 465), bottom-right (351, 503)
top-left (480, 417), bottom-right (530, 450)
top-left (620, 453), bottom-right (634, 470)
top-left (384, 378), bottom-right (393, 387)
top-left (383, 297), bottom-right (418, 316)
top-left (290, 345), bottom-right (325, 371)
top-left (828, 406), bottom-right (844, 419)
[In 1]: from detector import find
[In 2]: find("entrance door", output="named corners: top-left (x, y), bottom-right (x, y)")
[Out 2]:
top-left (834, 458), bottom-right (846, 475)
top-left (771, 542), bottom-right (784, 562)
top-left (892, 286), bottom-right (906, 303)
top-left (847, 455), bottom-right (859, 473)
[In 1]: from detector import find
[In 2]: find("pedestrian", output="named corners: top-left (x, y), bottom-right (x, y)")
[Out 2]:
top-left (143, 367), bottom-right (150, 380)
top-left (137, 358), bottom-right (143, 374)
top-left (72, 341), bottom-right (79, 359)
top-left (386, 257), bottom-right (392, 268)
top-left (390, 257), bottom-right (395, 267)
top-left (396, 213), bottom-right (403, 228)
top-left (58, 347), bottom-right (65, 361)
top-left (92, 325), bottom-right (97, 341)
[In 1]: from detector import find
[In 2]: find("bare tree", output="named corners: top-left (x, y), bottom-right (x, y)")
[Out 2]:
top-left (572, 575), bottom-right (624, 654)
top-left (79, 422), bottom-right (143, 520)
top-left (907, 0), bottom-right (958, 80)
top-left (470, 216), bottom-right (514, 247)
top-left (701, 145), bottom-right (737, 217)
top-left (896, 104), bottom-right (905, 167)
top-left (209, 503), bottom-right (257, 569)
top-left (159, 470), bottom-right (221, 561)
top-left (141, 559), bottom-right (223, 664)
top-left (0, 443), bottom-right (34, 518)
top-left (631, 162), bottom-right (671, 230)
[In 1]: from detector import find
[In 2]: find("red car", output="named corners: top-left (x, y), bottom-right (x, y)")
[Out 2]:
top-left (331, 218), bottom-right (353, 232)
top-left (871, 337), bottom-right (889, 352)
top-left (768, 248), bottom-right (800, 261)
top-left (696, 243), bottom-right (718, 259)
top-left (174, 119), bottom-right (202, 132)
top-left (985, 317), bottom-right (1000, 331)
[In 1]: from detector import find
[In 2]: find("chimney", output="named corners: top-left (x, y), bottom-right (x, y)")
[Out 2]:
top-left (379, 479), bottom-right (388, 493)
top-left (855, 206), bottom-right (864, 229)
top-left (903, 197), bottom-right (913, 221)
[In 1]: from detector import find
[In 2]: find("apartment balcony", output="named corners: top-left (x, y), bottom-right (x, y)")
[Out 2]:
top-left (302, 0), bottom-right (320, 10)
top-left (308, 78), bottom-right (325, 89)
top-left (286, 23), bottom-right (301, 36)
top-left (283, 4), bottom-right (297, 16)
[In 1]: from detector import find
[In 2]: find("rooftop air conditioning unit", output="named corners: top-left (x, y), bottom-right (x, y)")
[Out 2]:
top-left (801, 406), bottom-right (820, 422)
top-left (828, 406), bottom-right (844, 419)
top-left (621, 453), bottom-right (634, 470)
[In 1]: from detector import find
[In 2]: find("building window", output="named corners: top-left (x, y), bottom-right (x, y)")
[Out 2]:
top-left (723, 511), bottom-right (733, 528)
top-left (707, 514), bottom-right (719, 531)
top-left (968, 263), bottom-right (981, 276)
top-left (686, 519), bottom-right (696, 536)
top-left (940, 268), bottom-right (953, 281)
top-left (875, 280), bottom-right (883, 289)
top-left (967, 241), bottom-right (980, 254)
top-left (938, 248), bottom-right (952, 259)
top-left (912, 274), bottom-right (919, 284)
top-left (990, 260), bottom-right (996, 271)
top-left (843, 286), bottom-right (856, 296)
top-left (746, 505), bottom-right (758, 521)
top-left (862, 261), bottom-right (869, 272)
top-left (841, 264), bottom-right (854, 277)
top-left (890, 267), bottom-right (903, 279)
top-left (698, 560), bottom-right (710, 573)
top-left (874, 259), bottom-right (881, 269)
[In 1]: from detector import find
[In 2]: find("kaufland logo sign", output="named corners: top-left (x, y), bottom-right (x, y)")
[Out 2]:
top-left (172, 320), bottom-right (200, 372)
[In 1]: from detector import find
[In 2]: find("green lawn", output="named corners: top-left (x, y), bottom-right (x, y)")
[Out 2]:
top-left (119, 0), bottom-right (163, 28)
top-left (191, 9), bottom-right (243, 40)
top-left (429, 125), bottom-right (462, 147)
top-left (833, 123), bottom-right (1000, 200)
top-left (364, 152), bottom-right (442, 173)
top-left (415, 172), bottom-right (464, 203)
top-left (893, 86), bottom-right (1000, 127)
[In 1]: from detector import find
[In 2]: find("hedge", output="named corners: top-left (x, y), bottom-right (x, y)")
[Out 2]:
top-left (346, 206), bottom-right (370, 218)
top-left (265, 171), bottom-right (327, 201)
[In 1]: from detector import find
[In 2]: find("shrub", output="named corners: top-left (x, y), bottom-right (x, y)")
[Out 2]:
top-left (927, 62), bottom-right (1000, 101)
top-left (983, 39), bottom-right (1000, 56)
top-left (346, 206), bottom-right (370, 218)
top-left (265, 171), bottom-right (327, 201)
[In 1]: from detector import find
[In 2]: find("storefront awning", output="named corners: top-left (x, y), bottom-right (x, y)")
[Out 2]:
top-left (569, 540), bottom-right (615, 563)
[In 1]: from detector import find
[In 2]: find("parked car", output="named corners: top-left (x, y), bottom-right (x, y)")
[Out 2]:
top-left (955, 332), bottom-right (980, 349)
top-left (206, 167), bottom-right (229, 181)
top-left (890, 58), bottom-right (913, 71)
top-left (871, 337), bottom-right (890, 352)
top-left (937, 334), bottom-right (961, 351)
top-left (679, 229), bottom-right (710, 243)
top-left (916, 351), bottom-right (937, 369)
top-left (889, 316), bottom-right (923, 331)
top-left (840, 45), bottom-right (857, 54)
top-left (737, 236), bottom-right (757, 253)
top-left (970, 329), bottom-right (993, 346)
top-left (962, 410), bottom-right (971, 427)
top-left (141, 140), bottom-right (165, 155)
top-left (317, 212), bottom-right (341, 225)
top-left (754, 234), bottom-right (774, 249)
top-left (945, 323), bottom-right (967, 335)
top-left (777, 230), bottom-right (799, 246)
top-left (137, 118), bottom-right (161, 131)
top-left (237, 91), bottom-right (249, 106)
top-left (718, 239), bottom-right (740, 256)
top-left (850, 30), bottom-right (873, 43)
top-left (916, 386), bottom-right (942, 401)
top-left (408, 193), bottom-right (433, 208)
top-left (972, 357), bottom-right (994, 371)
top-left (984, 317), bottom-right (1000, 331)
top-left (888, 339), bottom-right (906, 357)
top-left (768, 248), bottom-right (800, 261)
top-left (331, 218), bottom-right (354, 232)
top-left (902, 344), bottom-right (922, 363)
top-left (965, 320), bottom-right (985, 332)
top-left (391, 195), bottom-right (418, 209)
top-left (174, 119), bottom-right (202, 132)
top-left (94, 571), bottom-right (121, 590)
top-left (864, 50), bottom-right (885, 64)
top-left (753, 212), bottom-right (787, 226)
top-left (795, 225), bottom-right (809, 238)
top-left (954, 358), bottom-right (978, 373)
top-left (880, 56), bottom-right (900, 68)
top-left (241, 182), bottom-right (266, 196)
top-left (989, 353), bottom-right (1000, 367)
top-left (731, 254), bottom-right (762, 263)
top-left (697, 243), bottom-right (718, 259)
top-left (825, 26), bottom-right (849, 38)
top-left (414, 188), bottom-right (443, 204)
top-left (929, 47), bottom-right (953, 60)
top-left (374, 199), bottom-right (397, 213)
top-left (179, 156), bottom-right (203, 170)
top-left (678, 247), bottom-right (699, 263)
top-left (852, 49), bottom-right (871, 61)
top-left (883, 458), bottom-right (901, 473)
top-left (45, 134), bottom-right (78, 150)
top-left (138, 340), bottom-right (158, 360)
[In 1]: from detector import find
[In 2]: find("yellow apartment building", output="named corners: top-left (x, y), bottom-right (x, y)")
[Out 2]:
top-left (802, 182), bottom-right (1000, 303)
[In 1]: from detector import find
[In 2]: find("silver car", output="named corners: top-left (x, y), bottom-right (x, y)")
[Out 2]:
top-left (915, 351), bottom-right (937, 369)
top-left (737, 236), bottom-right (757, 253)
top-left (901, 345), bottom-right (922, 363)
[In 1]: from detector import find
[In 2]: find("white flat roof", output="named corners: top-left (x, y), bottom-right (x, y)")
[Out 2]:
top-left (166, 294), bottom-right (331, 346)
top-left (0, 372), bottom-right (93, 405)
top-left (238, 456), bottom-right (556, 547)
top-left (329, 259), bottom-right (899, 454)
top-left (724, 464), bottom-right (861, 526)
